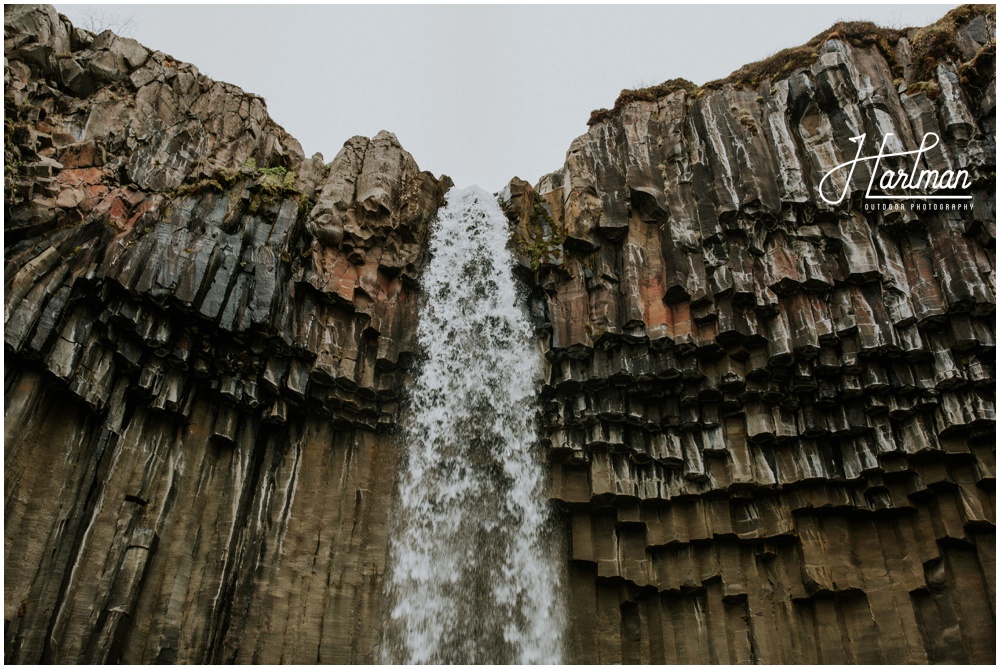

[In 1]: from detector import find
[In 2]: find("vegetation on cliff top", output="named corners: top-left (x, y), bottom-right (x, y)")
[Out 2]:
top-left (588, 3), bottom-right (995, 126)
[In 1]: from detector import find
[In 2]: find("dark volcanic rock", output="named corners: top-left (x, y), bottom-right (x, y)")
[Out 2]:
top-left (506, 5), bottom-right (996, 664)
top-left (4, 4), bottom-right (445, 663)
top-left (4, 3), bottom-right (996, 665)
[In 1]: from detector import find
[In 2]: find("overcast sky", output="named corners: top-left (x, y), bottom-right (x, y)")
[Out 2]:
top-left (55, 3), bottom-right (959, 191)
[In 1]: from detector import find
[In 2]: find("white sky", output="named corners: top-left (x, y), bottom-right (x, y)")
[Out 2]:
top-left (54, 3), bottom-right (959, 191)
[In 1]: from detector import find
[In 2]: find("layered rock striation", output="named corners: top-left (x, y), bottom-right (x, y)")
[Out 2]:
top-left (5, 3), bottom-right (997, 665)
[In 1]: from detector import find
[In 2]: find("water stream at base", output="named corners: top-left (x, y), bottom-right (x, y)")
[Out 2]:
top-left (383, 186), bottom-right (563, 664)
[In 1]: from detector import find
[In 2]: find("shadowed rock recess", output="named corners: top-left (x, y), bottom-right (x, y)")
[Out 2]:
top-left (3, 3), bottom-right (995, 664)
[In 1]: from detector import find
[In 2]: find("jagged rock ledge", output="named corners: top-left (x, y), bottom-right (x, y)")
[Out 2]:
top-left (502, 4), bottom-right (995, 663)
top-left (4, 2), bottom-right (997, 665)
top-left (5, 4), bottom-right (454, 432)
top-left (5, 4), bottom-right (448, 663)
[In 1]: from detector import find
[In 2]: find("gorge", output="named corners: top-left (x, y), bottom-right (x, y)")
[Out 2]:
top-left (4, 3), bottom-right (997, 664)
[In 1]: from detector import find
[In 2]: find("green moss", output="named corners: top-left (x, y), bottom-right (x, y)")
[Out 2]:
top-left (532, 194), bottom-right (557, 228)
top-left (514, 233), bottom-right (564, 272)
top-left (903, 79), bottom-right (942, 100)
top-left (514, 193), bottom-right (565, 271)
top-left (214, 167), bottom-right (241, 188)
top-left (172, 178), bottom-right (225, 197)
top-left (513, 234), bottom-right (543, 271)
top-left (258, 172), bottom-right (293, 202)
top-left (297, 194), bottom-right (316, 217)
top-left (234, 158), bottom-right (300, 202)
top-left (257, 165), bottom-right (288, 178)
top-left (170, 161), bottom-right (299, 212)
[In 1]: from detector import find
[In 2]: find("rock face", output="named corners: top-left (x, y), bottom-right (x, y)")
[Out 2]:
top-left (505, 6), bottom-right (996, 664)
top-left (4, 3), bottom-right (996, 665)
top-left (4, 4), bottom-right (446, 662)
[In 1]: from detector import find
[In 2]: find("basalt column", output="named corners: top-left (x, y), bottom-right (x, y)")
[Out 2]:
top-left (4, 3), bottom-right (997, 665)
top-left (4, 4), bottom-right (448, 662)
top-left (504, 5), bottom-right (996, 664)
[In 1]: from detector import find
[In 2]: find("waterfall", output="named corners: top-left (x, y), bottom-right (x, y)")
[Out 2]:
top-left (384, 186), bottom-right (563, 664)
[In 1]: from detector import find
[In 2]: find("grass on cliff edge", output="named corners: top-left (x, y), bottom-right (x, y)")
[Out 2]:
top-left (588, 3), bottom-right (995, 126)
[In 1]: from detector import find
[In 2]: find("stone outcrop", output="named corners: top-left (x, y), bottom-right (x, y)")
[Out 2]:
top-left (504, 5), bottom-right (996, 663)
top-left (5, 4), bottom-right (446, 662)
top-left (5, 3), bottom-right (996, 665)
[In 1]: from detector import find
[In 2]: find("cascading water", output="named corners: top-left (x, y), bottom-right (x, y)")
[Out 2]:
top-left (384, 186), bottom-right (563, 664)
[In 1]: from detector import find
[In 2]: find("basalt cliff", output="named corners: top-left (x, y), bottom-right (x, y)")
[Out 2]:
top-left (4, 3), bottom-right (996, 664)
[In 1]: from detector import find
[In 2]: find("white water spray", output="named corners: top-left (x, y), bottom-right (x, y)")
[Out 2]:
top-left (384, 186), bottom-right (563, 664)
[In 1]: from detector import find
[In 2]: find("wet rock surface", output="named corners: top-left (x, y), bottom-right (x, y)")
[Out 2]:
top-left (507, 5), bottom-right (996, 663)
top-left (4, 3), bottom-right (996, 665)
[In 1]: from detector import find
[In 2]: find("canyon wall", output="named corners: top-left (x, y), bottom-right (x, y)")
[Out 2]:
top-left (4, 4), bottom-right (447, 662)
top-left (5, 3), bottom-right (996, 664)
top-left (504, 5), bottom-right (996, 663)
